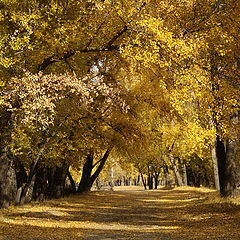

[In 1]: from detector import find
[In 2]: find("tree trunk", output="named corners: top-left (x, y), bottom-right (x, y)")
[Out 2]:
top-left (216, 135), bottom-right (240, 197)
top-left (0, 146), bottom-right (17, 208)
top-left (48, 164), bottom-right (69, 198)
top-left (89, 149), bottom-right (111, 189)
top-left (137, 175), bottom-right (140, 185)
top-left (179, 160), bottom-right (188, 186)
top-left (163, 166), bottom-right (172, 189)
top-left (169, 155), bottom-right (184, 186)
top-left (0, 108), bottom-right (17, 208)
top-left (216, 136), bottom-right (227, 196)
top-left (210, 53), bottom-right (239, 197)
top-left (77, 153), bottom-right (94, 193)
top-left (67, 171), bottom-right (77, 194)
top-left (19, 162), bottom-right (37, 205)
top-left (95, 177), bottom-right (102, 190)
top-left (14, 159), bottom-right (28, 205)
top-left (140, 172), bottom-right (147, 190)
top-left (211, 140), bottom-right (220, 190)
top-left (14, 158), bottom-right (28, 189)
top-left (109, 167), bottom-right (114, 188)
top-left (77, 148), bottom-right (112, 193)
top-left (190, 170), bottom-right (201, 187)
top-left (148, 174), bottom-right (153, 189)
top-left (217, 135), bottom-right (240, 197)
top-left (19, 142), bottom-right (48, 204)
top-left (153, 173), bottom-right (160, 189)
top-left (32, 167), bottom-right (48, 201)
top-left (223, 138), bottom-right (240, 197)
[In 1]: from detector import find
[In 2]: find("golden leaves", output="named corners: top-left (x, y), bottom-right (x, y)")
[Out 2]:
top-left (3, 70), bottom-right (129, 129)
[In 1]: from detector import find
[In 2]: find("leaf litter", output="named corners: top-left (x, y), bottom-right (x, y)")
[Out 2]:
top-left (1, 186), bottom-right (240, 240)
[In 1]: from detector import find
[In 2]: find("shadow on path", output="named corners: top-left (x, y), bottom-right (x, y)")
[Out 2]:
top-left (1, 187), bottom-right (240, 240)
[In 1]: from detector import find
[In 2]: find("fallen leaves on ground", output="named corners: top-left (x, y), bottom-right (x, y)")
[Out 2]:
top-left (1, 186), bottom-right (240, 240)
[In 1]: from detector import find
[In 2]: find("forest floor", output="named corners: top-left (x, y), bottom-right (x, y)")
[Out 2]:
top-left (1, 186), bottom-right (240, 240)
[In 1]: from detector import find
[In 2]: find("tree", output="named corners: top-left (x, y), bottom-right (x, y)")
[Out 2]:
top-left (120, 0), bottom-right (240, 196)
top-left (1, 0), bottom-right (239, 207)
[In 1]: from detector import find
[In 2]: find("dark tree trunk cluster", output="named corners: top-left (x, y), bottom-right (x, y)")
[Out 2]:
top-left (77, 148), bottom-right (112, 193)
top-left (0, 144), bottom-right (112, 208)
top-left (0, 147), bottom-right (17, 208)
top-left (0, 108), bottom-right (16, 208)
top-left (215, 135), bottom-right (240, 197)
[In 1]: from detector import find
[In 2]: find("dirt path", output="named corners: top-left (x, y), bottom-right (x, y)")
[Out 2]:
top-left (1, 187), bottom-right (240, 240)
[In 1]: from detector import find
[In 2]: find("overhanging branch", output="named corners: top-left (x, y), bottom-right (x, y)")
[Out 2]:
top-left (37, 1), bottom-right (148, 72)
top-left (38, 45), bottom-right (121, 71)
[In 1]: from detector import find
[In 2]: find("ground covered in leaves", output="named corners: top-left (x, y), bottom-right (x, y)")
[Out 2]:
top-left (1, 186), bottom-right (240, 240)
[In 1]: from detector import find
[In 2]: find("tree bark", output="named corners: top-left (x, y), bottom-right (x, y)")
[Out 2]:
top-left (0, 146), bottom-right (17, 208)
top-left (152, 166), bottom-right (160, 189)
top-left (211, 139), bottom-right (220, 191)
top-left (67, 171), bottom-right (77, 194)
top-left (217, 135), bottom-right (239, 197)
top-left (32, 167), bottom-right (48, 201)
top-left (53, 164), bottom-right (69, 198)
top-left (148, 174), bottom-right (153, 189)
top-left (0, 108), bottom-right (17, 208)
top-left (47, 164), bottom-right (69, 198)
top-left (77, 148), bottom-right (112, 193)
top-left (179, 159), bottom-right (188, 186)
top-left (216, 134), bottom-right (240, 197)
top-left (216, 135), bottom-right (227, 196)
top-left (163, 165), bottom-right (172, 189)
top-left (14, 158), bottom-right (28, 189)
top-left (153, 172), bottom-right (160, 189)
top-left (187, 167), bottom-right (201, 187)
top-left (77, 153), bottom-right (94, 193)
top-left (19, 162), bottom-right (37, 205)
top-left (169, 155), bottom-right (184, 186)
top-left (140, 172), bottom-right (147, 190)
top-left (19, 143), bottom-right (47, 205)
top-left (223, 138), bottom-right (240, 197)
top-left (90, 148), bottom-right (112, 185)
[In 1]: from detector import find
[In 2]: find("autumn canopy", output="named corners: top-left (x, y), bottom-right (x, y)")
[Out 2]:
top-left (0, 0), bottom-right (239, 208)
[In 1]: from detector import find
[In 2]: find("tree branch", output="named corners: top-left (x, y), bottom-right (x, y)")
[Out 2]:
top-left (90, 147), bottom-right (112, 184)
top-left (38, 37), bottom-right (123, 72)
top-left (37, 2), bottom-right (147, 72)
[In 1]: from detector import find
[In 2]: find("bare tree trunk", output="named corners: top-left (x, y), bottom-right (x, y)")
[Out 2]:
top-left (222, 138), bottom-right (240, 197)
top-left (140, 172), bottom-right (147, 190)
top-left (169, 155), bottom-right (184, 186)
top-left (89, 148), bottom-right (112, 187)
top-left (19, 165), bottom-right (36, 205)
top-left (14, 160), bottom-right (27, 205)
top-left (77, 153), bottom-right (94, 193)
top-left (216, 134), bottom-right (240, 197)
top-left (32, 167), bottom-right (48, 201)
top-left (163, 165), bottom-right (172, 189)
top-left (148, 174), bottom-right (153, 189)
top-left (152, 172), bottom-right (160, 189)
top-left (109, 167), bottom-right (114, 190)
top-left (211, 139), bottom-right (220, 191)
top-left (210, 53), bottom-right (239, 197)
top-left (180, 160), bottom-right (188, 186)
top-left (23, 175), bottom-right (36, 204)
top-left (67, 171), bottom-right (76, 194)
top-left (19, 143), bottom-right (47, 205)
top-left (78, 148), bottom-right (112, 193)
top-left (0, 109), bottom-right (17, 208)
top-left (52, 164), bottom-right (69, 198)
top-left (0, 146), bottom-right (17, 208)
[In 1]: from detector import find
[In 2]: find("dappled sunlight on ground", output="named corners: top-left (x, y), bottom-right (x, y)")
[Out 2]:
top-left (1, 186), bottom-right (240, 239)
top-left (140, 197), bottom-right (202, 203)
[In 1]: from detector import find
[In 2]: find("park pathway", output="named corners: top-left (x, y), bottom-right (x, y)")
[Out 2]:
top-left (1, 187), bottom-right (240, 240)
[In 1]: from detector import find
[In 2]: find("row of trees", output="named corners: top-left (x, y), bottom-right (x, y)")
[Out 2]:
top-left (0, 0), bottom-right (239, 207)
